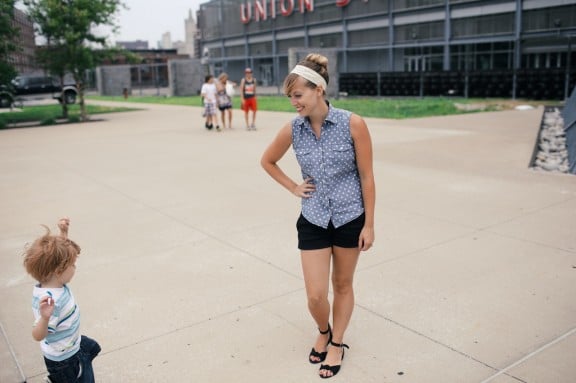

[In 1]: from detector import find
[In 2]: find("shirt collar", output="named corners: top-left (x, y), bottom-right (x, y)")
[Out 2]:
top-left (295, 101), bottom-right (336, 129)
top-left (324, 102), bottom-right (337, 126)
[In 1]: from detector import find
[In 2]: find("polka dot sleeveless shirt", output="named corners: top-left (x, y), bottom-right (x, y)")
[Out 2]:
top-left (291, 104), bottom-right (364, 229)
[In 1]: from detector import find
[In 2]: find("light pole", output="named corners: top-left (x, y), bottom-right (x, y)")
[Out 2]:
top-left (201, 47), bottom-right (210, 76)
top-left (412, 30), bottom-right (424, 98)
top-left (566, 35), bottom-right (572, 100)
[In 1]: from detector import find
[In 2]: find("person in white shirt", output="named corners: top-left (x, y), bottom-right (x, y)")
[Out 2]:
top-left (201, 74), bottom-right (219, 131)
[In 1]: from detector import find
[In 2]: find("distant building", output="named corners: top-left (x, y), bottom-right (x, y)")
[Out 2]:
top-left (130, 49), bottom-right (189, 63)
top-left (99, 48), bottom-right (190, 89)
top-left (101, 48), bottom-right (188, 66)
top-left (183, 9), bottom-right (199, 58)
top-left (118, 9), bottom-right (199, 59)
top-left (173, 40), bottom-right (186, 53)
top-left (9, 7), bottom-right (36, 75)
top-left (160, 32), bottom-right (172, 49)
top-left (116, 40), bottom-right (149, 50)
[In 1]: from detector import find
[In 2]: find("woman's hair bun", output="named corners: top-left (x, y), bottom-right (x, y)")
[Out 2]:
top-left (305, 53), bottom-right (328, 70)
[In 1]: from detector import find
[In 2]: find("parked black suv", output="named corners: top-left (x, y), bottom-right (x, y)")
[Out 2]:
top-left (0, 75), bottom-right (78, 108)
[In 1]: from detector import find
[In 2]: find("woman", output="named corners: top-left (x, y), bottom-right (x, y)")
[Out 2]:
top-left (216, 72), bottom-right (233, 129)
top-left (261, 53), bottom-right (375, 379)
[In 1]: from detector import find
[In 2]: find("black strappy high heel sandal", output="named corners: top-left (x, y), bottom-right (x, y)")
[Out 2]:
top-left (308, 324), bottom-right (332, 364)
top-left (319, 341), bottom-right (349, 379)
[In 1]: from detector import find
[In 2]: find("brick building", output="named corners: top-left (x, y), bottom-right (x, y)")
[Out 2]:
top-left (9, 7), bottom-right (36, 75)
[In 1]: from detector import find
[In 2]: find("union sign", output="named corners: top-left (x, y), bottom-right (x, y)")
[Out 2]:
top-left (240, 0), bottom-right (353, 24)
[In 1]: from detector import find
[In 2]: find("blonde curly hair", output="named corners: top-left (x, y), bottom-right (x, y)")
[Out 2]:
top-left (23, 226), bottom-right (80, 283)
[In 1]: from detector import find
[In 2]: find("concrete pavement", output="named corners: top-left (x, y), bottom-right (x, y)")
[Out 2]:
top-left (1, 101), bottom-right (575, 382)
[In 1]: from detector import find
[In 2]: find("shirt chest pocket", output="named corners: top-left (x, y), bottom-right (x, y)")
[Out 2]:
top-left (328, 143), bottom-right (356, 169)
top-left (294, 147), bottom-right (316, 172)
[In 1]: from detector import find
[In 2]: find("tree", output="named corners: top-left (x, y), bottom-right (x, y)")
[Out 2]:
top-left (24, 0), bottom-right (125, 121)
top-left (36, 44), bottom-right (73, 117)
top-left (0, 0), bottom-right (19, 87)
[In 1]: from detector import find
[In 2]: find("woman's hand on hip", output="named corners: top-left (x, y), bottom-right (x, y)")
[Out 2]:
top-left (292, 177), bottom-right (315, 198)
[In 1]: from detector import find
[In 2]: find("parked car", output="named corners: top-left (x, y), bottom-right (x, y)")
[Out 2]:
top-left (0, 75), bottom-right (78, 108)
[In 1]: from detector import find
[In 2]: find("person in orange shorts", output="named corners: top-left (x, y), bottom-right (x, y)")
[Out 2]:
top-left (240, 67), bottom-right (258, 130)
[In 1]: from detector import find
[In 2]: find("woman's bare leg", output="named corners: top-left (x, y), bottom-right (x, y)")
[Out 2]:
top-left (301, 247), bottom-right (332, 362)
top-left (320, 246), bottom-right (360, 377)
top-left (220, 110), bottom-right (226, 129)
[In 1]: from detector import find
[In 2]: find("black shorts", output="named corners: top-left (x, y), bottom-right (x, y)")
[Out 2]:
top-left (297, 213), bottom-right (365, 250)
top-left (218, 104), bottom-right (232, 111)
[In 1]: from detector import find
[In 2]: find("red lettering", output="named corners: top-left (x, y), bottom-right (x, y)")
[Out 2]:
top-left (241, 0), bottom-right (323, 23)
top-left (270, 0), bottom-right (276, 19)
top-left (255, 0), bottom-right (266, 21)
top-left (300, 0), bottom-right (314, 13)
top-left (241, 3), bottom-right (252, 24)
top-left (280, 0), bottom-right (294, 16)
top-left (336, 0), bottom-right (350, 7)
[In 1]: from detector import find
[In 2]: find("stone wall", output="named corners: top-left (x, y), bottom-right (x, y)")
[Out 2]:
top-left (96, 65), bottom-right (131, 96)
top-left (532, 107), bottom-right (569, 173)
top-left (95, 59), bottom-right (204, 97)
top-left (168, 59), bottom-right (204, 97)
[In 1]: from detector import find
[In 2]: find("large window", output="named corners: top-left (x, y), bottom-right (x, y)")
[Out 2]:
top-left (348, 28), bottom-right (389, 47)
top-left (249, 41), bottom-right (273, 56)
top-left (523, 52), bottom-right (567, 69)
top-left (277, 37), bottom-right (305, 54)
top-left (452, 13), bottom-right (515, 38)
top-left (345, 50), bottom-right (390, 72)
top-left (393, 0), bottom-right (444, 11)
top-left (523, 5), bottom-right (576, 32)
top-left (309, 33), bottom-right (342, 49)
top-left (208, 47), bottom-right (222, 58)
top-left (345, 0), bottom-right (388, 18)
top-left (450, 42), bottom-right (514, 71)
top-left (403, 46), bottom-right (443, 71)
top-left (395, 21), bottom-right (444, 43)
top-left (225, 45), bottom-right (245, 58)
top-left (245, 16), bottom-right (275, 34)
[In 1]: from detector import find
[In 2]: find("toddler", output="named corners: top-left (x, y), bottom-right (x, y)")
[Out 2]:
top-left (23, 217), bottom-right (100, 383)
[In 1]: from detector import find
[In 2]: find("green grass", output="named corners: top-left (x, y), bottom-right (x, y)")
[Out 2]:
top-left (331, 98), bottom-right (463, 119)
top-left (1, 95), bottom-right (543, 130)
top-left (0, 104), bottom-right (139, 129)
top-left (87, 94), bottom-right (527, 119)
top-left (88, 94), bottom-right (301, 112)
top-left (88, 95), bottom-right (198, 106)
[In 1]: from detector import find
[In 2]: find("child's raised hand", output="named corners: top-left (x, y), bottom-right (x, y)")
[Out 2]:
top-left (39, 295), bottom-right (54, 319)
top-left (57, 217), bottom-right (70, 238)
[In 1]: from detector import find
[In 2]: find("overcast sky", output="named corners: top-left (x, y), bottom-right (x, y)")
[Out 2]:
top-left (16, 0), bottom-right (207, 48)
top-left (115, 0), bottom-right (205, 46)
